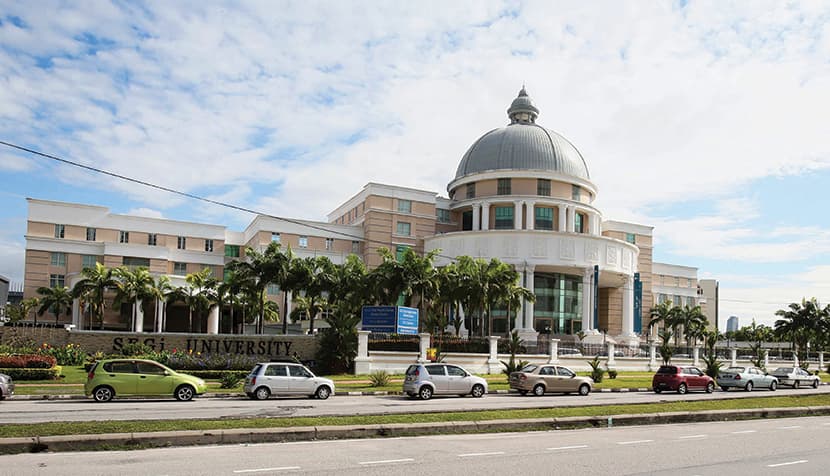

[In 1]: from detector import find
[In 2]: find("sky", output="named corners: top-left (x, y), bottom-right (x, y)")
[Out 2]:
top-left (1, 0), bottom-right (829, 330)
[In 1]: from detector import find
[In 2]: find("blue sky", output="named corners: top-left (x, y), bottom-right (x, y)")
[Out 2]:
top-left (2, 1), bottom-right (830, 329)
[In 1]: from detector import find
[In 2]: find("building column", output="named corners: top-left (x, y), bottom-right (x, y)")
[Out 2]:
top-left (207, 305), bottom-right (220, 334)
top-left (582, 268), bottom-right (593, 332)
top-left (72, 298), bottom-right (81, 328)
top-left (558, 204), bottom-right (566, 231)
top-left (514, 201), bottom-right (522, 230)
top-left (285, 291), bottom-right (293, 324)
top-left (526, 201), bottom-right (535, 230)
top-left (593, 213), bottom-right (602, 235)
top-left (472, 202), bottom-right (481, 231)
top-left (481, 202), bottom-right (490, 231)
top-left (155, 299), bottom-right (164, 333)
top-left (566, 206), bottom-right (574, 232)
top-left (134, 299), bottom-right (144, 333)
top-left (524, 266), bottom-right (535, 330)
top-left (621, 276), bottom-right (634, 337)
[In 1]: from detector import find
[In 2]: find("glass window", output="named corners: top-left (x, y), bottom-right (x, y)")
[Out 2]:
top-left (119, 231), bottom-right (129, 243)
top-left (54, 224), bottom-right (65, 239)
top-left (462, 210), bottom-right (473, 230)
top-left (288, 365), bottom-right (311, 377)
top-left (271, 232), bottom-right (281, 243)
top-left (494, 207), bottom-right (513, 229)
top-left (497, 178), bottom-right (512, 195)
top-left (446, 365), bottom-right (466, 377)
top-left (625, 233), bottom-right (636, 244)
top-left (49, 274), bottom-right (65, 288)
top-left (436, 208), bottom-right (451, 223)
top-left (50, 252), bottom-right (66, 267)
top-left (574, 213), bottom-right (584, 233)
top-left (537, 179), bottom-right (551, 196)
top-left (398, 199), bottom-right (411, 213)
top-left (205, 239), bottom-right (214, 252)
top-left (299, 236), bottom-right (308, 248)
top-left (395, 244), bottom-right (409, 261)
top-left (267, 283), bottom-right (280, 295)
top-left (82, 255), bottom-right (98, 269)
top-left (173, 262), bottom-right (187, 275)
top-left (137, 362), bottom-right (166, 374)
top-left (572, 185), bottom-right (581, 200)
top-left (425, 365), bottom-right (445, 376)
top-left (687, 278), bottom-right (693, 287)
top-left (148, 233), bottom-right (157, 246)
top-left (325, 238), bottom-right (334, 251)
top-left (123, 257), bottom-right (150, 268)
top-left (106, 361), bottom-right (136, 373)
top-left (177, 236), bottom-right (186, 249)
top-left (86, 227), bottom-right (96, 241)
top-left (224, 245), bottom-right (240, 257)
top-left (557, 367), bottom-right (575, 377)
top-left (396, 222), bottom-right (411, 236)
top-left (466, 183), bottom-right (476, 199)
top-left (535, 207), bottom-right (553, 230)
top-left (265, 365), bottom-right (287, 376)
top-left (351, 241), bottom-right (360, 254)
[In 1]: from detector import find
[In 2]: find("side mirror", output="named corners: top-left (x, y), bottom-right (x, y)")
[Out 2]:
top-left (163, 370), bottom-right (170, 376)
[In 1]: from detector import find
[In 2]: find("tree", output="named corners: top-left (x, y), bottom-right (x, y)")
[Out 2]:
top-left (744, 319), bottom-right (774, 369)
top-left (146, 275), bottom-right (173, 333)
top-left (658, 329), bottom-right (675, 365)
top-left (71, 263), bottom-right (118, 330)
top-left (169, 268), bottom-right (217, 333)
top-left (226, 242), bottom-right (285, 334)
top-left (291, 256), bottom-right (335, 334)
top-left (677, 305), bottom-right (708, 348)
top-left (775, 298), bottom-right (827, 362)
top-left (113, 267), bottom-right (155, 332)
top-left (218, 270), bottom-right (247, 334)
top-left (649, 300), bottom-right (682, 343)
top-left (4, 297), bottom-right (38, 323)
top-left (36, 285), bottom-right (73, 324)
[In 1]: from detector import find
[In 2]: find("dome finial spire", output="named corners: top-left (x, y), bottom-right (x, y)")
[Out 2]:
top-left (508, 86), bottom-right (539, 124)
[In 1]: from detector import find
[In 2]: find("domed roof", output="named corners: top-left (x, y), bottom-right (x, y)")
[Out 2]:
top-left (454, 88), bottom-right (590, 181)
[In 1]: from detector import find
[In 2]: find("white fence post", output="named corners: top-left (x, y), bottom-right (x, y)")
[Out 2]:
top-left (819, 351), bottom-right (825, 371)
top-left (607, 342), bottom-right (616, 366)
top-left (354, 330), bottom-right (371, 375)
top-left (764, 349), bottom-right (770, 369)
top-left (649, 343), bottom-right (657, 370)
top-left (730, 348), bottom-right (737, 367)
top-left (488, 336), bottom-right (501, 374)
top-left (548, 339), bottom-right (560, 364)
top-left (418, 333), bottom-right (430, 363)
top-left (693, 346), bottom-right (700, 367)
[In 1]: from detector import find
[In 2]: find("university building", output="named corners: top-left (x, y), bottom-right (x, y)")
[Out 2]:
top-left (22, 88), bottom-right (717, 344)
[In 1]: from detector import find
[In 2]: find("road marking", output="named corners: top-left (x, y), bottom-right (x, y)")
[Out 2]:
top-left (730, 430), bottom-right (757, 434)
top-left (547, 445), bottom-right (589, 451)
top-left (777, 426), bottom-right (802, 430)
top-left (358, 459), bottom-right (414, 465)
top-left (233, 467), bottom-right (300, 474)
top-left (678, 434), bottom-right (707, 439)
top-left (458, 452), bottom-right (505, 457)
top-left (767, 460), bottom-right (807, 468)
top-left (617, 439), bottom-right (653, 445)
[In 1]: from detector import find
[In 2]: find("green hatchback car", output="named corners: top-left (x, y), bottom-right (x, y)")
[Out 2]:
top-left (85, 359), bottom-right (207, 402)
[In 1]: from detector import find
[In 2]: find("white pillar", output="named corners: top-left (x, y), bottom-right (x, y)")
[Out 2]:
top-left (472, 203), bottom-right (480, 231)
top-left (582, 268), bottom-right (593, 332)
top-left (558, 204), bottom-right (566, 231)
top-left (548, 338), bottom-right (560, 364)
top-left (72, 298), bottom-right (81, 328)
top-left (207, 305), bottom-right (220, 334)
top-left (607, 342), bottom-right (616, 366)
top-left (285, 291), bottom-right (293, 324)
top-left (621, 276), bottom-right (634, 336)
top-left (418, 333), bottom-right (431, 363)
top-left (593, 213), bottom-right (602, 235)
top-left (765, 349), bottom-right (771, 369)
top-left (566, 206), bottom-right (573, 232)
top-left (134, 299), bottom-right (144, 333)
top-left (693, 346), bottom-right (700, 366)
top-left (526, 201), bottom-right (535, 230)
top-left (731, 348), bottom-right (738, 367)
top-left (355, 330), bottom-right (371, 374)
top-left (155, 299), bottom-right (164, 333)
top-left (481, 202), bottom-right (490, 231)
top-left (649, 342), bottom-right (657, 369)
top-left (514, 201), bottom-right (522, 230)
top-left (488, 335), bottom-right (501, 373)
top-left (819, 351), bottom-right (824, 370)
top-left (524, 266), bottom-right (535, 330)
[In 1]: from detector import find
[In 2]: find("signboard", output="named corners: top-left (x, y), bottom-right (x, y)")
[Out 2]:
top-left (633, 272), bottom-right (642, 334)
top-left (361, 306), bottom-right (420, 334)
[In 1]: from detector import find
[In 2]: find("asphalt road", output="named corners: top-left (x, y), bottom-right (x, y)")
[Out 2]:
top-left (3, 415), bottom-right (830, 475)
top-left (2, 386), bottom-right (828, 424)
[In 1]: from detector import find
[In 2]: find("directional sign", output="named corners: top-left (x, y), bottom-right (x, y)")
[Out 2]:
top-left (361, 306), bottom-right (397, 333)
top-left (396, 306), bottom-right (419, 335)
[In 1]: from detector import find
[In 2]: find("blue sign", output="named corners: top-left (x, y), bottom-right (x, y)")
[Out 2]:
top-left (633, 272), bottom-right (642, 334)
top-left (361, 306), bottom-right (397, 333)
top-left (396, 306), bottom-right (419, 335)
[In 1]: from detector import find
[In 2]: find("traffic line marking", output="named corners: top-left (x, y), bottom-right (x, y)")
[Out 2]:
top-left (678, 434), bottom-right (707, 439)
top-left (730, 430), bottom-right (757, 434)
top-left (547, 445), bottom-right (589, 451)
top-left (458, 451), bottom-right (505, 457)
top-left (767, 460), bottom-right (807, 468)
top-left (233, 467), bottom-right (300, 473)
top-left (358, 459), bottom-right (414, 465)
top-left (777, 426), bottom-right (802, 430)
top-left (617, 439), bottom-right (653, 445)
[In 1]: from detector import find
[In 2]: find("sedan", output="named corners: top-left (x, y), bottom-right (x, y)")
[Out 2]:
top-left (509, 364), bottom-right (593, 396)
top-left (770, 367), bottom-right (820, 389)
top-left (0, 373), bottom-right (14, 401)
top-left (717, 366), bottom-right (778, 391)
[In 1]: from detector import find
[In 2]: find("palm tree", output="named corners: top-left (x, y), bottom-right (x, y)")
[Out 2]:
top-left (218, 271), bottom-right (247, 334)
top-left (291, 256), bottom-right (335, 334)
top-left (775, 298), bottom-right (826, 361)
top-left (648, 300), bottom-right (682, 343)
top-left (71, 263), bottom-right (118, 330)
top-left (677, 305), bottom-right (708, 348)
top-left (113, 267), bottom-right (155, 332)
top-left (500, 279), bottom-right (535, 335)
top-left (226, 242), bottom-right (285, 334)
top-left (36, 285), bottom-right (73, 324)
top-left (146, 275), bottom-right (173, 333)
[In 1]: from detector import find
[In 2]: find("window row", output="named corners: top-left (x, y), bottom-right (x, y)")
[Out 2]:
top-left (53, 224), bottom-right (216, 251)
top-left (461, 206), bottom-right (588, 232)
top-left (459, 179), bottom-right (584, 200)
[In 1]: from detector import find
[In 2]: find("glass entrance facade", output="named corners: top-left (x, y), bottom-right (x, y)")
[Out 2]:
top-left (534, 272), bottom-right (582, 335)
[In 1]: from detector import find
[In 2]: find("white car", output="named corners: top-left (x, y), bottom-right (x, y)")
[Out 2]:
top-left (244, 362), bottom-right (335, 400)
top-left (770, 367), bottom-right (820, 389)
top-left (403, 363), bottom-right (487, 400)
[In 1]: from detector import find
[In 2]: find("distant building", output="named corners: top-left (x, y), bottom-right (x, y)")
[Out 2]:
top-left (0, 274), bottom-right (9, 320)
top-left (727, 315), bottom-right (739, 332)
top-left (698, 279), bottom-right (719, 331)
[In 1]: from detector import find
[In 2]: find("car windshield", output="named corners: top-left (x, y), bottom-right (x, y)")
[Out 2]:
top-left (725, 367), bottom-right (744, 372)
top-left (520, 365), bottom-right (538, 373)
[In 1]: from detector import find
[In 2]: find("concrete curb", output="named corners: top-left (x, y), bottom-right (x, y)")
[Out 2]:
top-left (3, 405), bottom-right (830, 454)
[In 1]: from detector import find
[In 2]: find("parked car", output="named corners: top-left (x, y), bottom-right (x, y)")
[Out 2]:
top-left (509, 364), bottom-right (593, 396)
top-left (717, 366), bottom-right (778, 391)
top-left (0, 373), bottom-right (14, 400)
top-left (403, 363), bottom-right (487, 400)
top-left (558, 348), bottom-right (583, 357)
top-left (770, 367), bottom-right (821, 389)
top-left (244, 362), bottom-right (335, 400)
top-left (652, 365), bottom-right (714, 394)
top-left (84, 359), bottom-right (207, 402)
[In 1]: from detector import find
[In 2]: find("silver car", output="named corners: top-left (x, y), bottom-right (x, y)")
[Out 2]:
top-left (770, 367), bottom-right (820, 389)
top-left (0, 373), bottom-right (14, 401)
top-left (717, 366), bottom-right (778, 391)
top-left (403, 363), bottom-right (487, 400)
top-left (244, 362), bottom-right (335, 400)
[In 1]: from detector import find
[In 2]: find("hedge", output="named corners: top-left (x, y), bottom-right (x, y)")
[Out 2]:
top-left (0, 354), bottom-right (58, 369)
top-left (178, 370), bottom-right (248, 379)
top-left (0, 366), bottom-right (62, 380)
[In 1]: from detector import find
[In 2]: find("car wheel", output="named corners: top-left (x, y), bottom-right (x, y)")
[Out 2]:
top-left (793, 380), bottom-right (800, 389)
top-left (769, 381), bottom-right (777, 391)
top-left (93, 385), bottom-right (114, 402)
top-left (471, 384), bottom-right (485, 398)
top-left (418, 385), bottom-right (433, 400)
top-left (706, 382), bottom-right (715, 393)
top-left (533, 384), bottom-right (546, 396)
top-left (175, 384), bottom-right (195, 402)
top-left (518, 390), bottom-right (528, 396)
top-left (315, 386), bottom-right (331, 400)
top-left (813, 379), bottom-right (820, 389)
top-left (654, 387), bottom-right (662, 394)
top-left (254, 386), bottom-right (270, 400)
top-left (246, 392), bottom-right (257, 400)
top-left (677, 383), bottom-right (688, 395)
top-left (745, 381), bottom-right (753, 392)
top-left (578, 384), bottom-right (590, 396)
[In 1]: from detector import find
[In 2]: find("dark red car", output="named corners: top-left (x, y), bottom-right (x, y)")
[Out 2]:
top-left (652, 365), bottom-right (714, 394)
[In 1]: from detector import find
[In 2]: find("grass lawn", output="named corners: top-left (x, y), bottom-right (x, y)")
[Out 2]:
top-left (2, 393), bottom-right (829, 439)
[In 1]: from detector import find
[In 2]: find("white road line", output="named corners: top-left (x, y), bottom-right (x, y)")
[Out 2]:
top-left (233, 467), bottom-right (300, 474)
top-left (767, 460), bottom-right (808, 468)
top-left (617, 439), bottom-right (654, 445)
top-left (730, 430), bottom-right (757, 434)
top-left (358, 459), bottom-right (415, 465)
top-left (458, 452), bottom-right (505, 458)
top-left (777, 426), bottom-right (802, 430)
top-left (678, 434), bottom-right (707, 439)
top-left (547, 445), bottom-right (589, 451)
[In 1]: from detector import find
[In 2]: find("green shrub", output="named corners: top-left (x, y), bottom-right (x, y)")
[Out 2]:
top-left (702, 352), bottom-right (722, 379)
top-left (607, 369), bottom-right (618, 379)
top-left (0, 367), bottom-right (62, 380)
top-left (219, 372), bottom-right (244, 389)
top-left (588, 356), bottom-right (604, 383)
top-left (368, 370), bottom-right (391, 387)
top-left (184, 370), bottom-right (248, 380)
top-left (38, 343), bottom-right (87, 366)
top-left (120, 342), bottom-right (154, 356)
